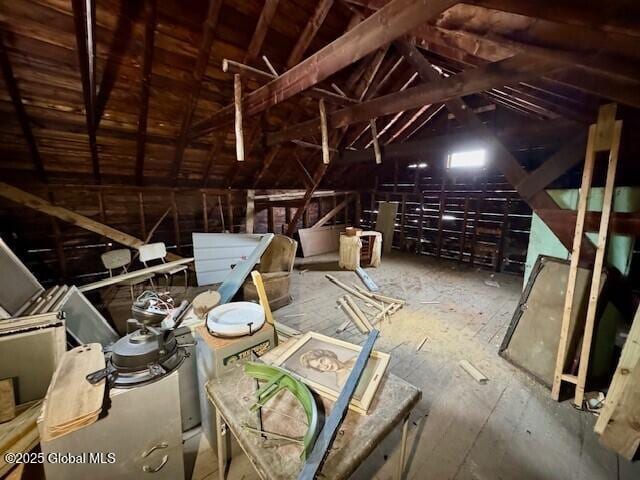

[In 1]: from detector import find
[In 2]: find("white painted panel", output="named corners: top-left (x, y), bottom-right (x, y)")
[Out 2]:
top-left (192, 233), bottom-right (263, 286)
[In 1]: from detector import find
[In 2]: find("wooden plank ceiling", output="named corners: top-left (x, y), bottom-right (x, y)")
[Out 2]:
top-left (0, 0), bottom-right (639, 190)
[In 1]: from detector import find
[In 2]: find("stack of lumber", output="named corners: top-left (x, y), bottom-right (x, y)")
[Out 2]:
top-left (326, 274), bottom-right (404, 334)
top-left (594, 307), bottom-right (640, 460)
top-left (39, 343), bottom-right (106, 442)
top-left (0, 400), bottom-right (42, 477)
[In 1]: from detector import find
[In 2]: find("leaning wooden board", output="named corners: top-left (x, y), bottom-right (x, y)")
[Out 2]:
top-left (39, 343), bottom-right (105, 442)
top-left (595, 306), bottom-right (640, 459)
top-left (0, 401), bottom-right (43, 477)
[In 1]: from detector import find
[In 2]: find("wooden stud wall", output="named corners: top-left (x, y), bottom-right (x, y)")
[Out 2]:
top-left (0, 186), bottom-right (352, 285)
top-left (360, 170), bottom-right (531, 274)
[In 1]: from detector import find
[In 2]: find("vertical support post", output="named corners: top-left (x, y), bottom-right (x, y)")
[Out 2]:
top-left (138, 192), bottom-right (146, 239)
top-left (496, 196), bottom-right (511, 272)
top-left (370, 192), bottom-right (375, 228)
top-left (227, 192), bottom-right (234, 233)
top-left (234, 74), bottom-right (245, 161)
top-left (246, 189), bottom-right (255, 233)
top-left (285, 207), bottom-right (292, 232)
top-left (436, 176), bottom-right (446, 258)
top-left (217, 195), bottom-right (225, 232)
top-left (393, 159), bottom-right (398, 193)
top-left (303, 207), bottom-right (310, 228)
top-left (400, 193), bottom-right (406, 251)
top-left (267, 207), bottom-right (275, 233)
top-left (460, 197), bottom-right (469, 262)
top-left (202, 192), bottom-right (209, 232)
top-left (418, 189), bottom-right (424, 255)
top-left (355, 193), bottom-right (361, 227)
top-left (332, 195), bottom-right (338, 225)
top-left (171, 191), bottom-right (181, 254)
top-left (319, 99), bottom-right (330, 164)
top-left (345, 195), bottom-right (351, 226)
top-left (370, 119), bottom-right (382, 164)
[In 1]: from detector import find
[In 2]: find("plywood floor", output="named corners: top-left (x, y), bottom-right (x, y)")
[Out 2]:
top-left (189, 251), bottom-right (639, 480)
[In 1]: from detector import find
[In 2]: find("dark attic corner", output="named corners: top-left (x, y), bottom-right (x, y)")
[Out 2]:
top-left (0, 0), bottom-right (639, 479)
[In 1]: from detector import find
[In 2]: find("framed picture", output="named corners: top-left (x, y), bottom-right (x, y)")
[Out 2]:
top-left (269, 332), bottom-right (390, 415)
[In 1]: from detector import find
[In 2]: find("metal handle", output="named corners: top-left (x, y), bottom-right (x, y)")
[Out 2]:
top-left (143, 454), bottom-right (168, 473)
top-left (142, 441), bottom-right (168, 458)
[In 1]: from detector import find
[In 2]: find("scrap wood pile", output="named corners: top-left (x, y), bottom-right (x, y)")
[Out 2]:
top-left (325, 274), bottom-right (404, 334)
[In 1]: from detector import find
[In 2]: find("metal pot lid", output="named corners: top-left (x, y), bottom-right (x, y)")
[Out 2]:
top-left (110, 328), bottom-right (178, 371)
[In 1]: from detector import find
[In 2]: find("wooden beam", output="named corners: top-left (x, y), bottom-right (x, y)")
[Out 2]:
top-left (293, 155), bottom-right (315, 188)
top-left (222, 59), bottom-right (359, 106)
top-left (252, 146), bottom-right (282, 188)
top-left (340, 119), bottom-right (579, 164)
top-left (537, 210), bottom-right (639, 237)
top-left (234, 74), bottom-right (245, 162)
top-left (412, 23), bottom-right (640, 109)
top-left (135, 0), bottom-right (157, 186)
top-left (0, 182), bottom-right (181, 261)
top-left (395, 39), bottom-right (591, 254)
top-left (189, 0), bottom-right (458, 138)
top-left (516, 132), bottom-right (587, 200)
top-left (319, 99), bottom-right (330, 164)
top-left (285, 163), bottom-right (329, 236)
top-left (71, 0), bottom-right (100, 184)
top-left (312, 195), bottom-right (353, 229)
top-left (244, 0), bottom-right (280, 63)
top-left (246, 189), bottom-right (255, 233)
top-left (369, 119), bottom-right (382, 164)
top-left (267, 54), bottom-right (563, 146)
top-left (169, 0), bottom-right (223, 181)
top-left (0, 36), bottom-right (46, 182)
top-left (292, 140), bottom-right (339, 153)
top-left (287, 0), bottom-right (334, 68)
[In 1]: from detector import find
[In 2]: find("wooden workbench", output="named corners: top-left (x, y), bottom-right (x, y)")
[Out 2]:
top-left (205, 340), bottom-right (421, 479)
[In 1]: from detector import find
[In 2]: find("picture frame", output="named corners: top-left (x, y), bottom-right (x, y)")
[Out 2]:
top-left (269, 332), bottom-right (390, 415)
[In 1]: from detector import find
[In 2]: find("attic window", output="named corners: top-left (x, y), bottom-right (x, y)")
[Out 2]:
top-left (447, 149), bottom-right (486, 168)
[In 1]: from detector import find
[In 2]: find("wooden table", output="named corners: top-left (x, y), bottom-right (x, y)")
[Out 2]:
top-left (205, 342), bottom-right (421, 480)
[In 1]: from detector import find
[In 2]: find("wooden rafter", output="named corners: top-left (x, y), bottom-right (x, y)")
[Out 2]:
top-left (515, 132), bottom-right (587, 201)
top-left (252, 146), bottom-right (282, 188)
top-left (244, 0), bottom-right (280, 63)
top-left (354, 71), bottom-right (419, 148)
top-left (189, 0), bottom-right (458, 139)
top-left (412, 24), bottom-right (640, 109)
top-left (293, 154), bottom-right (315, 188)
top-left (222, 59), bottom-right (358, 106)
top-left (287, 0), bottom-right (334, 68)
top-left (135, 0), bottom-right (157, 186)
top-left (0, 36), bottom-right (46, 181)
top-left (283, 28), bottom-right (395, 234)
top-left (71, 0), bottom-right (100, 184)
top-left (0, 182), bottom-right (183, 261)
top-left (169, 0), bottom-right (224, 181)
top-left (267, 54), bottom-right (564, 146)
top-left (340, 119), bottom-right (580, 164)
top-left (395, 39), bottom-right (592, 254)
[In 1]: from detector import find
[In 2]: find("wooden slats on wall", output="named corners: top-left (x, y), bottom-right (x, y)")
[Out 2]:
top-left (360, 171), bottom-right (531, 274)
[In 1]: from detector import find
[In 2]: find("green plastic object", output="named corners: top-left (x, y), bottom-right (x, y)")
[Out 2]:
top-left (244, 362), bottom-right (319, 459)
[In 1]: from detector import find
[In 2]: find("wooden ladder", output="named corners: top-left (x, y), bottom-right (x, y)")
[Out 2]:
top-left (551, 103), bottom-right (623, 407)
